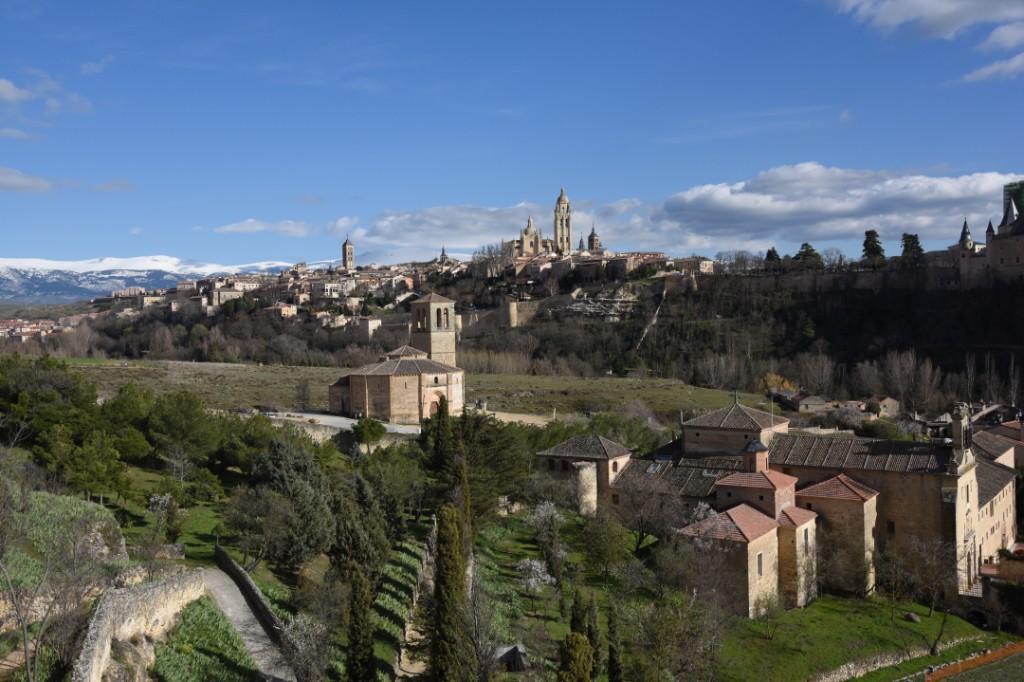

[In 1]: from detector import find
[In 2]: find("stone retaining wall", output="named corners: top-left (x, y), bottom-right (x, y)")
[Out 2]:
top-left (212, 545), bottom-right (298, 659)
top-left (70, 570), bottom-right (205, 682)
top-left (808, 636), bottom-right (974, 682)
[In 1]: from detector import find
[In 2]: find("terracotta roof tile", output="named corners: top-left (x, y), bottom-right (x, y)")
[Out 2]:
top-left (384, 345), bottom-right (428, 358)
top-left (769, 434), bottom-right (948, 474)
top-left (680, 504), bottom-right (778, 543)
top-left (717, 470), bottom-right (797, 491)
top-left (778, 506), bottom-right (817, 527)
top-left (413, 292), bottom-right (455, 304)
top-left (797, 474), bottom-right (879, 501)
top-left (537, 435), bottom-right (631, 460)
top-left (346, 357), bottom-right (462, 377)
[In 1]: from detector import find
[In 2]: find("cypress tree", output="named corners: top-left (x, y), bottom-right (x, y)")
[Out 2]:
top-left (607, 601), bottom-right (623, 682)
top-left (586, 594), bottom-right (603, 679)
top-left (570, 588), bottom-right (587, 635)
top-left (430, 503), bottom-right (477, 682)
top-left (557, 632), bottom-right (593, 682)
top-left (432, 396), bottom-right (454, 471)
top-left (345, 562), bottom-right (375, 682)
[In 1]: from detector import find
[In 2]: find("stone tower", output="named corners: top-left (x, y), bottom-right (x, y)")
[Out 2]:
top-left (342, 235), bottom-right (355, 271)
top-left (410, 293), bottom-right (457, 367)
top-left (588, 224), bottom-right (602, 251)
top-left (553, 187), bottom-right (572, 254)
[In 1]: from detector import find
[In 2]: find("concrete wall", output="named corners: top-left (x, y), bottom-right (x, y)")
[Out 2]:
top-left (71, 570), bottom-right (205, 682)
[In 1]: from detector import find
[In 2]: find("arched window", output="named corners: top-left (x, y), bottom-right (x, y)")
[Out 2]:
top-left (444, 308), bottom-right (450, 328)
top-left (612, 461), bottom-right (619, 473)
top-left (436, 308), bottom-right (442, 328)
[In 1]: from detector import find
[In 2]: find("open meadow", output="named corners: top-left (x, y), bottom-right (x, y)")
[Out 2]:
top-left (68, 358), bottom-right (763, 423)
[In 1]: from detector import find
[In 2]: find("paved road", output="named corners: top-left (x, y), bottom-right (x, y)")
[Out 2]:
top-left (273, 410), bottom-right (422, 435)
top-left (203, 568), bottom-right (296, 682)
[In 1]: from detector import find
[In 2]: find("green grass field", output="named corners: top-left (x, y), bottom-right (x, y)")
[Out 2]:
top-left (942, 650), bottom-right (1024, 680)
top-left (69, 357), bottom-right (763, 423)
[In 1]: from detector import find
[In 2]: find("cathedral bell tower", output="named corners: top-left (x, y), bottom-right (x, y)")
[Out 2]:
top-left (342, 235), bottom-right (355, 271)
top-left (553, 187), bottom-right (572, 255)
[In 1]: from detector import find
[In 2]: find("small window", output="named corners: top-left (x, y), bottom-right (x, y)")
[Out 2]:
top-left (434, 376), bottom-right (439, 384)
top-left (726, 491), bottom-right (732, 498)
top-left (612, 494), bottom-right (620, 505)
top-left (803, 528), bottom-right (809, 554)
top-left (805, 502), bottom-right (812, 510)
top-left (757, 552), bottom-right (763, 578)
top-left (887, 520), bottom-right (895, 535)
top-left (758, 495), bottom-right (764, 501)
top-left (695, 432), bottom-right (700, 437)
top-left (1000, 257), bottom-right (1006, 265)
top-left (612, 461), bottom-right (619, 473)
top-left (548, 458), bottom-right (555, 470)
top-left (561, 460), bottom-right (569, 472)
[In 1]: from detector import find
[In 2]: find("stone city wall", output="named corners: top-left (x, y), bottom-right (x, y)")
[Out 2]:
top-left (71, 570), bottom-right (205, 682)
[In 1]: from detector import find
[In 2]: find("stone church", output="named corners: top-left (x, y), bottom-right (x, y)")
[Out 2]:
top-left (328, 293), bottom-right (464, 424)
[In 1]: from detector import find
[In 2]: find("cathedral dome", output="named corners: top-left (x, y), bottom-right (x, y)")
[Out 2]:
top-left (524, 216), bottom-right (537, 235)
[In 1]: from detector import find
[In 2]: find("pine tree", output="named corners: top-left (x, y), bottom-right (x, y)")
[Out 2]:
top-left (431, 503), bottom-right (477, 682)
top-left (862, 229), bottom-right (885, 264)
top-left (900, 233), bottom-right (925, 268)
top-left (765, 247), bottom-right (782, 268)
top-left (557, 632), bottom-right (594, 682)
top-left (345, 562), bottom-right (375, 682)
top-left (432, 396), bottom-right (455, 471)
top-left (607, 601), bottom-right (623, 682)
top-left (570, 588), bottom-right (587, 635)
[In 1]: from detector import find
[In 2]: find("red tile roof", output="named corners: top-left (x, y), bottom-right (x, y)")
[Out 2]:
top-left (537, 435), bottom-right (631, 460)
top-left (679, 504), bottom-right (778, 543)
top-left (778, 506), bottom-right (817, 527)
top-left (796, 474), bottom-right (879, 501)
top-left (717, 470), bottom-right (797, 491)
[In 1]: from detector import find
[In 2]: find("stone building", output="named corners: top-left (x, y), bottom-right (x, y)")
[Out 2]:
top-left (949, 181), bottom-right (1024, 285)
top-left (328, 293), bottom-right (464, 424)
top-left (535, 436), bottom-right (632, 514)
top-left (509, 188), bottom-right (576, 258)
top-left (602, 400), bottom-right (1017, 618)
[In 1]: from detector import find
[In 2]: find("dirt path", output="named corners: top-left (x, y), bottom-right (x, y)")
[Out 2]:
top-left (203, 568), bottom-right (296, 682)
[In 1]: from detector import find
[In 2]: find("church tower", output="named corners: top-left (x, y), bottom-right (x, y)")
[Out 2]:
top-left (553, 187), bottom-right (572, 254)
top-left (342, 235), bottom-right (355, 271)
top-left (410, 293), bottom-right (457, 367)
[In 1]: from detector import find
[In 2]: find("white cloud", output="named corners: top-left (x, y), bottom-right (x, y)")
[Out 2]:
top-left (93, 178), bottom-right (137, 192)
top-left (656, 162), bottom-right (1013, 250)
top-left (213, 218), bottom-right (312, 237)
top-left (963, 51), bottom-right (1024, 81)
top-left (324, 216), bottom-right (360, 235)
top-left (827, 0), bottom-right (1024, 39)
top-left (827, 1), bottom-right (1024, 80)
top-left (292, 192), bottom-right (324, 204)
top-left (981, 21), bottom-right (1024, 50)
top-left (0, 78), bottom-right (31, 104)
top-left (0, 127), bottom-right (28, 139)
top-left (129, 227), bottom-right (143, 235)
top-left (0, 167), bottom-right (52, 193)
top-left (80, 55), bottom-right (115, 76)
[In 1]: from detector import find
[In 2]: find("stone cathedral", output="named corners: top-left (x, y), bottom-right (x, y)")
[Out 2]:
top-left (511, 187), bottom-right (575, 257)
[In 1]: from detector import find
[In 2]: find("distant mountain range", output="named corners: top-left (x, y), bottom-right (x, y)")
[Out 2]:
top-left (0, 256), bottom-right (291, 304)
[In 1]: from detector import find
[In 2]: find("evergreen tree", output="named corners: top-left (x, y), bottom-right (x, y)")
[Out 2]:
top-left (607, 601), bottom-right (623, 682)
top-left (432, 396), bottom-right (455, 471)
top-left (765, 247), bottom-right (782, 270)
top-left (557, 632), bottom-right (594, 682)
top-left (900, 232), bottom-right (925, 268)
top-left (345, 562), bottom-right (375, 682)
top-left (570, 588), bottom-right (587, 635)
top-left (431, 503), bottom-right (477, 682)
top-left (862, 229), bottom-right (885, 264)
top-left (792, 243), bottom-right (824, 271)
top-left (585, 594), bottom-right (603, 679)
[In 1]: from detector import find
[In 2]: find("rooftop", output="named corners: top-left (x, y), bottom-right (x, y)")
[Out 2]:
top-left (537, 435), bottom-right (631, 460)
top-left (684, 403), bottom-right (788, 431)
top-left (769, 434), bottom-right (950, 474)
top-left (796, 473), bottom-right (879, 502)
top-left (716, 470), bottom-right (797, 491)
top-left (679, 504), bottom-right (778, 543)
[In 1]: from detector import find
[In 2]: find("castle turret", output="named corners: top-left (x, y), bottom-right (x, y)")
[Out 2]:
top-left (959, 219), bottom-right (973, 250)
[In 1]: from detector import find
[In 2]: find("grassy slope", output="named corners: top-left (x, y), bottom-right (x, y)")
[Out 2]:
top-left (70, 357), bottom-right (761, 420)
top-left (151, 596), bottom-right (262, 682)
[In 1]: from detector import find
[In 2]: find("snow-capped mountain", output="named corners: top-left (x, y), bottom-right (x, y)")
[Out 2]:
top-left (0, 256), bottom-right (292, 303)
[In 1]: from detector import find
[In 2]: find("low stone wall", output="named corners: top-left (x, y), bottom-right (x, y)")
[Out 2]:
top-left (809, 636), bottom-right (974, 682)
top-left (71, 570), bottom-right (205, 682)
top-left (213, 545), bottom-right (298, 658)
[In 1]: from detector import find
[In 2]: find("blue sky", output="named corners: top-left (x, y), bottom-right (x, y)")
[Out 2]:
top-left (2, 0), bottom-right (1023, 268)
